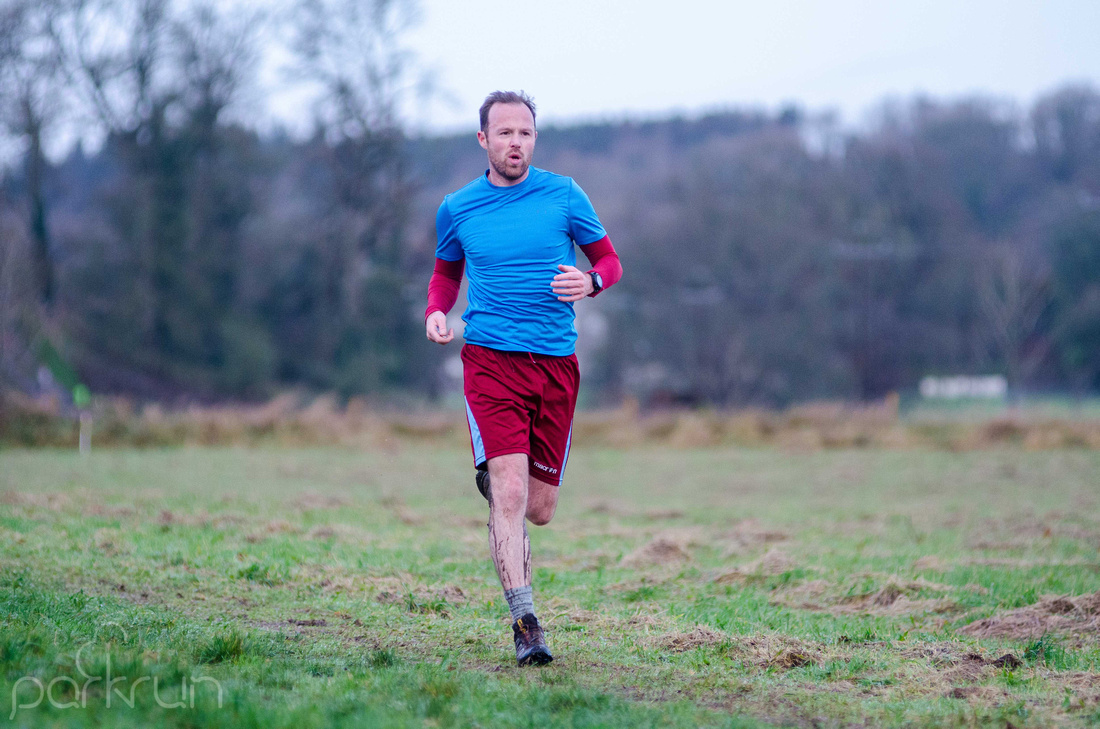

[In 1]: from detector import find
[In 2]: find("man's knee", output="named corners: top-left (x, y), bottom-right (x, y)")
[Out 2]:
top-left (526, 508), bottom-right (554, 527)
top-left (525, 483), bottom-right (558, 526)
top-left (490, 473), bottom-right (527, 514)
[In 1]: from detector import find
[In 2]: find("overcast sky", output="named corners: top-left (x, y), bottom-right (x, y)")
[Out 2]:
top-left (281, 0), bottom-right (1098, 136)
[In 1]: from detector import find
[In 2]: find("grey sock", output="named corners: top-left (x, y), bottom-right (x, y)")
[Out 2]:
top-left (504, 585), bottom-right (534, 622)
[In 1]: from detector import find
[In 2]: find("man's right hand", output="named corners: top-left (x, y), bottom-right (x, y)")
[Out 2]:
top-left (426, 311), bottom-right (454, 345)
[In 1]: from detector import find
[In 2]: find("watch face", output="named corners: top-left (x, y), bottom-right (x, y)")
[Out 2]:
top-left (592, 272), bottom-right (603, 290)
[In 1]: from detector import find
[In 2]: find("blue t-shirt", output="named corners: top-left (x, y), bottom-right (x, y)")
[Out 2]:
top-left (435, 167), bottom-right (606, 356)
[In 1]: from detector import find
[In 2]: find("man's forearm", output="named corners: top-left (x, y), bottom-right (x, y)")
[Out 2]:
top-left (425, 257), bottom-right (465, 319)
top-left (579, 235), bottom-right (622, 295)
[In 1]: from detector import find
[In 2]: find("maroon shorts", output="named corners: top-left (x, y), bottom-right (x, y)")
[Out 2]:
top-left (461, 343), bottom-right (580, 486)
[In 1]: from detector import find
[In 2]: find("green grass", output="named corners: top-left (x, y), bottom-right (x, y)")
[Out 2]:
top-left (1, 446), bottom-right (1099, 727)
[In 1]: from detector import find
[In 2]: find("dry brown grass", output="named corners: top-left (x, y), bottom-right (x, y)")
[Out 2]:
top-left (958, 591), bottom-right (1100, 640)
top-left (620, 536), bottom-right (691, 567)
top-left (655, 625), bottom-right (727, 652)
top-left (4, 390), bottom-right (1100, 450)
top-left (659, 631), bottom-right (835, 670)
top-left (771, 575), bottom-right (965, 617)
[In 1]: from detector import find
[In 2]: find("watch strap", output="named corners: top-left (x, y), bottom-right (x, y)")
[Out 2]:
top-left (588, 270), bottom-right (603, 295)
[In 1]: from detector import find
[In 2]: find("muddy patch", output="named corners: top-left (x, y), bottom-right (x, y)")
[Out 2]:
top-left (958, 591), bottom-right (1100, 640)
top-left (835, 578), bottom-right (959, 616)
top-left (894, 644), bottom-right (1037, 702)
top-left (621, 536), bottom-right (691, 567)
top-left (937, 653), bottom-right (1019, 695)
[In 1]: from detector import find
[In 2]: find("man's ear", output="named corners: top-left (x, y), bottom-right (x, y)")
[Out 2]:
top-left (477, 130), bottom-right (488, 150)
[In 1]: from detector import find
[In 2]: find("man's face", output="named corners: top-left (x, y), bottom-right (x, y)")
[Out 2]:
top-left (478, 102), bottom-right (537, 186)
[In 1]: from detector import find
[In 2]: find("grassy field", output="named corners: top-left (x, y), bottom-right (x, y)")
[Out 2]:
top-left (1, 445), bottom-right (1099, 727)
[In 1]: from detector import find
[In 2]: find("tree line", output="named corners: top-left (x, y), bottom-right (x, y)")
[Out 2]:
top-left (1, 0), bottom-right (432, 402)
top-left (528, 93), bottom-right (1100, 407)
top-left (1, 0), bottom-right (1098, 408)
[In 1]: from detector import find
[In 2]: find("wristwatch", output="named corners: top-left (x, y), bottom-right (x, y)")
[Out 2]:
top-left (588, 271), bottom-right (604, 295)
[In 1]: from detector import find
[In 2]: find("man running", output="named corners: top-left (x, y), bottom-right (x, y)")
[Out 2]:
top-left (424, 90), bottom-right (623, 666)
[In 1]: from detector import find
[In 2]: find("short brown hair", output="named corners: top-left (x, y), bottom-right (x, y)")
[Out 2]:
top-left (479, 91), bottom-right (537, 132)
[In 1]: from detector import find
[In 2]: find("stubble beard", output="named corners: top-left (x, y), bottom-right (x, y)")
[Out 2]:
top-left (490, 150), bottom-right (530, 182)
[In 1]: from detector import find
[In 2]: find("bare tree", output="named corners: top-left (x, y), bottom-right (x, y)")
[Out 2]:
top-left (48, 0), bottom-right (175, 138)
top-left (977, 244), bottom-right (1051, 401)
top-left (288, 0), bottom-right (423, 293)
top-left (41, 0), bottom-right (174, 357)
top-left (0, 0), bottom-right (66, 308)
top-left (171, 0), bottom-right (262, 315)
top-left (47, 0), bottom-right (263, 368)
top-left (171, 2), bottom-right (261, 135)
top-left (277, 0), bottom-right (426, 392)
top-left (289, 0), bottom-right (420, 140)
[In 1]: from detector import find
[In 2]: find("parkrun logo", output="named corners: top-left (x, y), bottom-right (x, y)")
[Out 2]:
top-left (9, 624), bottom-right (223, 720)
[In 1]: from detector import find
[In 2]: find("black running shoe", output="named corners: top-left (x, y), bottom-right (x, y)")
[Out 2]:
top-left (512, 613), bottom-right (553, 666)
top-left (475, 466), bottom-right (491, 502)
